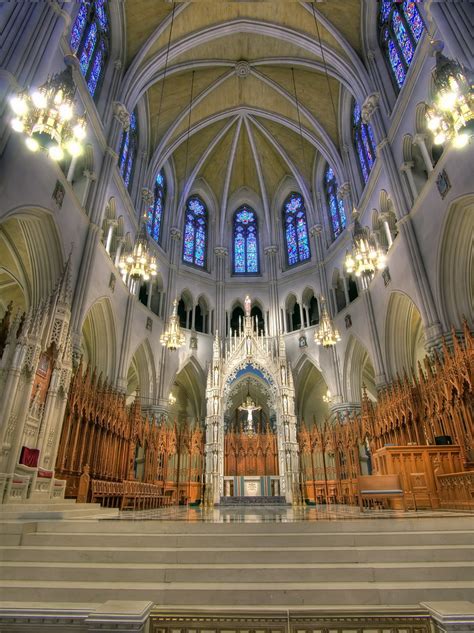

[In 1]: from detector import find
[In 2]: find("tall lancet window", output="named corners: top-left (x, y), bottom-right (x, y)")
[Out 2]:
top-left (379, 1), bottom-right (424, 90)
top-left (324, 166), bottom-right (347, 240)
top-left (233, 206), bottom-right (260, 274)
top-left (183, 196), bottom-right (207, 268)
top-left (147, 170), bottom-right (166, 243)
top-left (70, 0), bottom-right (109, 98)
top-left (283, 193), bottom-right (310, 267)
top-left (352, 101), bottom-right (377, 185)
top-left (118, 110), bottom-right (138, 192)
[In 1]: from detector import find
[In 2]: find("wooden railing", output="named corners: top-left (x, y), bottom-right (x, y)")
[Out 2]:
top-left (436, 471), bottom-right (474, 510)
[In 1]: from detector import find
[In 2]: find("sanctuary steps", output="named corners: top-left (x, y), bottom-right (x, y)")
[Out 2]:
top-left (0, 515), bottom-right (473, 608)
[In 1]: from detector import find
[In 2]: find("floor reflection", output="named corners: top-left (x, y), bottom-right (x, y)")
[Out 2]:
top-left (112, 503), bottom-right (471, 522)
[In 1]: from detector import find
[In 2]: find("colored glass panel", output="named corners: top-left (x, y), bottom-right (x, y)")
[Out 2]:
top-left (87, 40), bottom-right (105, 95)
top-left (380, 0), bottom-right (392, 22)
top-left (147, 170), bottom-right (166, 243)
top-left (119, 131), bottom-right (129, 174)
top-left (324, 165), bottom-right (346, 240)
top-left (183, 197), bottom-right (207, 267)
top-left (403, 1), bottom-right (424, 41)
top-left (392, 11), bottom-right (414, 65)
top-left (95, 0), bottom-right (109, 31)
top-left (233, 206), bottom-right (259, 274)
top-left (388, 40), bottom-right (405, 87)
top-left (284, 194), bottom-right (310, 266)
top-left (361, 124), bottom-right (375, 170)
top-left (70, 3), bottom-right (88, 53)
top-left (247, 228), bottom-right (258, 273)
top-left (79, 21), bottom-right (97, 75)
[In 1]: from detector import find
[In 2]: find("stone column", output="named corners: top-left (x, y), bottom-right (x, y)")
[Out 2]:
top-left (414, 134), bottom-right (434, 174)
top-left (81, 170), bottom-right (96, 208)
top-left (342, 143), bottom-right (362, 202)
top-left (362, 93), bottom-right (442, 345)
top-left (310, 224), bottom-right (331, 307)
top-left (264, 245), bottom-right (280, 336)
top-left (103, 60), bottom-right (123, 126)
top-left (401, 161), bottom-right (418, 202)
top-left (116, 293), bottom-right (136, 393)
top-left (426, 0), bottom-right (474, 69)
top-left (214, 247), bottom-right (228, 337)
top-left (362, 279), bottom-right (388, 388)
top-left (337, 181), bottom-right (353, 226)
top-left (70, 102), bottom-right (130, 355)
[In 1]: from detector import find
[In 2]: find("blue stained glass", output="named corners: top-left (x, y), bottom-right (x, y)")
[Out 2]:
top-left (324, 165), bottom-right (346, 240)
top-left (380, 0), bottom-right (392, 22)
top-left (233, 206), bottom-right (259, 274)
top-left (79, 22), bottom-right (97, 75)
top-left (130, 112), bottom-right (137, 131)
top-left (403, 1), bottom-right (423, 41)
top-left (183, 197), bottom-right (207, 267)
top-left (392, 11), bottom-right (414, 65)
top-left (388, 35), bottom-right (406, 87)
top-left (71, 3), bottom-right (88, 53)
top-left (119, 131), bottom-right (129, 174)
top-left (353, 102), bottom-right (361, 125)
top-left (367, 121), bottom-right (376, 151)
top-left (95, 0), bottom-right (108, 31)
top-left (355, 130), bottom-right (369, 183)
top-left (87, 40), bottom-right (105, 95)
top-left (284, 193), bottom-right (310, 266)
top-left (124, 152), bottom-right (134, 188)
top-left (361, 125), bottom-right (374, 169)
top-left (156, 172), bottom-right (164, 187)
top-left (338, 198), bottom-right (347, 228)
top-left (147, 170), bottom-right (166, 243)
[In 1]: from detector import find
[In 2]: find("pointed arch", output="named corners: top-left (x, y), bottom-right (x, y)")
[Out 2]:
top-left (293, 355), bottom-right (329, 426)
top-left (343, 336), bottom-right (377, 403)
top-left (385, 291), bottom-right (426, 379)
top-left (127, 339), bottom-right (157, 405)
top-left (81, 297), bottom-right (117, 381)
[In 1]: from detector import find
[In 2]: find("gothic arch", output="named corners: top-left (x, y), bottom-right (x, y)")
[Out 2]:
top-left (126, 339), bottom-right (157, 406)
top-left (293, 355), bottom-right (329, 426)
top-left (385, 291), bottom-right (426, 380)
top-left (437, 195), bottom-right (474, 330)
top-left (172, 356), bottom-right (207, 421)
top-left (81, 297), bottom-right (117, 382)
top-left (343, 335), bottom-right (377, 403)
top-left (0, 208), bottom-right (63, 310)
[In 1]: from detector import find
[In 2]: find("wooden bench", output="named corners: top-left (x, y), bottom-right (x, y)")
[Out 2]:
top-left (357, 474), bottom-right (406, 511)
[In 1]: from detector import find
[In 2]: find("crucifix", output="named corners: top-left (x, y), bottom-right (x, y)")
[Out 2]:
top-left (238, 380), bottom-right (261, 436)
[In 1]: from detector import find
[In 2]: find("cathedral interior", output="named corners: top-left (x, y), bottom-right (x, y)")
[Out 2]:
top-left (0, 1), bottom-right (473, 631)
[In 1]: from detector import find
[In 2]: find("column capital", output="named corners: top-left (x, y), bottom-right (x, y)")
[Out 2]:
top-left (214, 246), bottom-right (228, 258)
top-left (413, 132), bottom-right (428, 145)
top-left (337, 181), bottom-right (351, 199)
top-left (113, 58), bottom-right (123, 71)
top-left (367, 49), bottom-right (376, 62)
top-left (170, 227), bottom-right (182, 241)
top-left (264, 245), bottom-right (278, 256)
top-left (361, 92), bottom-right (380, 123)
top-left (142, 187), bottom-right (154, 206)
top-left (310, 223), bottom-right (323, 237)
top-left (83, 169), bottom-right (97, 181)
top-left (400, 160), bottom-right (415, 172)
top-left (113, 102), bottom-right (130, 131)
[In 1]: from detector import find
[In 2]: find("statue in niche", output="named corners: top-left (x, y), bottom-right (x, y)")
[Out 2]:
top-left (213, 396), bottom-right (219, 415)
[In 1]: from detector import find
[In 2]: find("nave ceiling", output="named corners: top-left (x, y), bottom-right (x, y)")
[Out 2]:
top-left (120, 1), bottom-right (364, 227)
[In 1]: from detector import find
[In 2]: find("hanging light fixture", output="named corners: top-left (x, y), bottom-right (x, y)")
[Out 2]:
top-left (425, 43), bottom-right (474, 149)
top-left (344, 214), bottom-right (386, 278)
top-left (118, 223), bottom-right (158, 282)
top-left (9, 64), bottom-right (86, 160)
top-left (160, 299), bottom-right (186, 350)
top-left (322, 389), bottom-right (332, 404)
top-left (314, 297), bottom-right (341, 347)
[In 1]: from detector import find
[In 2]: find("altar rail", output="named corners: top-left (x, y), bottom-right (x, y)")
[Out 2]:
top-left (437, 471), bottom-right (474, 510)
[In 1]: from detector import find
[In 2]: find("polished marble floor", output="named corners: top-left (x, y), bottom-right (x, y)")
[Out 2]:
top-left (114, 503), bottom-right (472, 522)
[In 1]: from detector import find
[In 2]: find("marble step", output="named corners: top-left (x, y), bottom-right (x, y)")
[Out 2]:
top-left (219, 496), bottom-right (287, 505)
top-left (0, 579), bottom-right (473, 606)
top-left (0, 561), bottom-right (472, 583)
top-left (3, 544), bottom-right (473, 564)
top-left (20, 530), bottom-right (474, 549)
top-left (32, 516), bottom-right (474, 533)
top-left (0, 503), bottom-right (119, 521)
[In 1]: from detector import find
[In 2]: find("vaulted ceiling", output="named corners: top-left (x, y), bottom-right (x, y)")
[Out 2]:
top-left (121, 1), bottom-right (364, 221)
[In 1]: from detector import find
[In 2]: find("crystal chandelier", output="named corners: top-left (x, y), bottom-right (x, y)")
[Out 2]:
top-left (344, 217), bottom-right (386, 278)
top-left (160, 299), bottom-right (186, 350)
top-left (322, 389), bottom-right (332, 404)
top-left (314, 298), bottom-right (341, 348)
top-left (425, 46), bottom-right (474, 149)
top-left (9, 65), bottom-right (86, 160)
top-left (118, 224), bottom-right (158, 282)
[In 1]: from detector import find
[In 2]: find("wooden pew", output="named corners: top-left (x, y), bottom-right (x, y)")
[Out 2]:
top-left (357, 474), bottom-right (406, 511)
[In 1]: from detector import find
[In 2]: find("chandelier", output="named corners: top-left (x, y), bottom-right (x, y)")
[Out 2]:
top-left (314, 298), bottom-right (341, 348)
top-left (425, 46), bottom-right (474, 149)
top-left (9, 65), bottom-right (86, 160)
top-left (322, 389), bottom-right (332, 404)
top-left (344, 217), bottom-right (386, 278)
top-left (160, 299), bottom-right (186, 350)
top-left (118, 224), bottom-right (158, 282)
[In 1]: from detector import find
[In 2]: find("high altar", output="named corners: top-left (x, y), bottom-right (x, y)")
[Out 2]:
top-left (204, 297), bottom-right (300, 505)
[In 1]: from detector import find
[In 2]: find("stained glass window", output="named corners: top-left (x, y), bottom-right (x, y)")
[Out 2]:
top-left (233, 206), bottom-right (259, 274)
top-left (283, 193), bottom-right (310, 267)
top-left (147, 169), bottom-right (166, 243)
top-left (324, 166), bottom-right (347, 240)
top-left (352, 101), bottom-right (377, 185)
top-left (379, 1), bottom-right (424, 90)
top-left (183, 196), bottom-right (207, 268)
top-left (118, 111), bottom-right (138, 192)
top-left (70, 1), bottom-right (109, 99)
